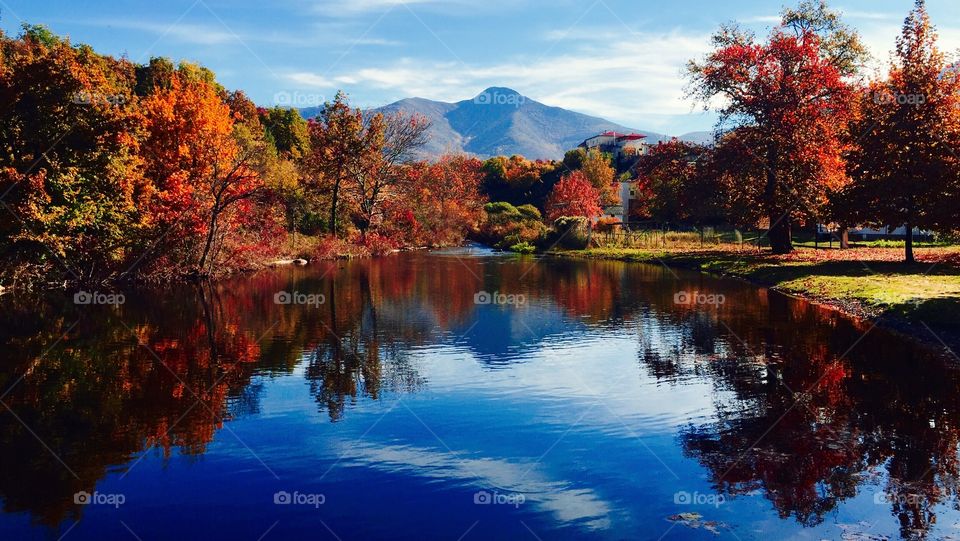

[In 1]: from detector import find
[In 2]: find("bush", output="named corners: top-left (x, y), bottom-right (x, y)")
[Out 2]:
top-left (517, 204), bottom-right (542, 221)
top-left (484, 201), bottom-right (521, 217)
top-left (550, 216), bottom-right (591, 250)
top-left (509, 241), bottom-right (537, 254)
top-left (479, 201), bottom-right (547, 250)
top-left (595, 216), bottom-right (619, 233)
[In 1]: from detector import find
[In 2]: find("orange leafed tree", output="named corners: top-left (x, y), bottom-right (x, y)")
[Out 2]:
top-left (392, 154), bottom-right (486, 246)
top-left (140, 72), bottom-right (266, 276)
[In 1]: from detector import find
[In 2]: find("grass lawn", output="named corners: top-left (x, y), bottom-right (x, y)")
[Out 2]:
top-left (554, 245), bottom-right (960, 334)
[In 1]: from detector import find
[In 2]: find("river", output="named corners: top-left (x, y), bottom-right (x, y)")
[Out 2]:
top-left (0, 245), bottom-right (958, 540)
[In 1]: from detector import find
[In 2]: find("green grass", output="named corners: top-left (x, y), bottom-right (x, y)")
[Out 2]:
top-left (553, 247), bottom-right (960, 329)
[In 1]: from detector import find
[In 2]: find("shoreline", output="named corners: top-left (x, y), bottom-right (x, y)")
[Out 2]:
top-left (549, 247), bottom-right (960, 355)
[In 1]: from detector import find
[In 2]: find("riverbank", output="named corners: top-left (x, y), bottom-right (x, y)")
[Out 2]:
top-left (551, 246), bottom-right (960, 352)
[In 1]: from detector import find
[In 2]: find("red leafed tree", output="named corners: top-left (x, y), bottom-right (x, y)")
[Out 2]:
top-left (545, 171), bottom-right (602, 222)
top-left (392, 155), bottom-right (486, 246)
top-left (634, 139), bottom-right (711, 225)
top-left (688, 20), bottom-right (856, 253)
top-left (840, 0), bottom-right (960, 263)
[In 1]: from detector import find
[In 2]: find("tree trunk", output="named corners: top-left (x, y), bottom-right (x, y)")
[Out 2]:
top-left (768, 215), bottom-right (793, 254)
top-left (764, 144), bottom-right (792, 254)
top-left (839, 227), bottom-right (850, 250)
top-left (329, 181), bottom-right (340, 238)
top-left (905, 222), bottom-right (915, 264)
top-left (198, 206), bottom-right (220, 274)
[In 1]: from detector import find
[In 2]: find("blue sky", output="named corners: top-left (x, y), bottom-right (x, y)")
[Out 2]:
top-left (1, 0), bottom-right (957, 135)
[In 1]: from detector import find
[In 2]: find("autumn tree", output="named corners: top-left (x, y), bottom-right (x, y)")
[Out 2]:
top-left (393, 154), bottom-right (486, 246)
top-left (260, 106), bottom-right (310, 160)
top-left (780, 0), bottom-right (869, 76)
top-left (347, 111), bottom-right (430, 239)
top-left (634, 140), bottom-right (712, 225)
top-left (481, 155), bottom-right (563, 209)
top-left (841, 0), bottom-right (960, 263)
top-left (305, 91), bottom-right (363, 237)
top-left (687, 3), bottom-right (857, 253)
top-left (545, 171), bottom-right (602, 222)
top-left (564, 147), bottom-right (618, 207)
top-left (140, 70), bottom-right (269, 276)
top-left (0, 25), bottom-right (146, 285)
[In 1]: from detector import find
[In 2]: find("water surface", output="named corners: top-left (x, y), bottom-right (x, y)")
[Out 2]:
top-left (1, 247), bottom-right (958, 540)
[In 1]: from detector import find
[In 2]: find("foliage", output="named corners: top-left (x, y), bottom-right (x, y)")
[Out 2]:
top-left (565, 147), bottom-right (618, 206)
top-left (479, 201), bottom-right (547, 250)
top-left (633, 139), bottom-right (718, 225)
top-left (508, 241), bottom-right (537, 254)
top-left (545, 171), bottom-right (602, 222)
top-left (0, 28), bottom-right (473, 288)
top-left (0, 25), bottom-right (145, 286)
top-left (550, 216), bottom-right (592, 249)
top-left (687, 6), bottom-right (857, 253)
top-left (389, 154), bottom-right (487, 247)
top-left (836, 0), bottom-right (960, 263)
top-left (480, 155), bottom-right (563, 210)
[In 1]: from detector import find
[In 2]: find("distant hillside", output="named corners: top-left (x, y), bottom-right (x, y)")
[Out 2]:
top-left (299, 87), bottom-right (672, 160)
top-left (678, 131), bottom-right (715, 145)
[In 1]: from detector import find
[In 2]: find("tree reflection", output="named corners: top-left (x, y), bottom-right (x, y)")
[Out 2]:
top-left (0, 284), bottom-right (263, 525)
top-left (2, 252), bottom-right (960, 540)
top-left (634, 283), bottom-right (960, 540)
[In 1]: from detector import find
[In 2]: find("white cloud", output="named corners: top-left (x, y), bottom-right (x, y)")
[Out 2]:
top-left (306, 0), bottom-right (504, 17)
top-left (288, 72), bottom-right (336, 88)
top-left (285, 30), bottom-right (712, 131)
top-left (342, 441), bottom-right (614, 531)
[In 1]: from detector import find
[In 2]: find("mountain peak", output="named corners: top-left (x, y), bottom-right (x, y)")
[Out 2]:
top-left (473, 87), bottom-right (525, 104)
top-left (478, 86), bottom-right (521, 96)
top-left (320, 89), bottom-right (672, 160)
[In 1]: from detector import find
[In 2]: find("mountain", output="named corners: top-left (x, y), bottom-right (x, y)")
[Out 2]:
top-left (299, 87), bottom-right (671, 160)
top-left (678, 131), bottom-right (715, 145)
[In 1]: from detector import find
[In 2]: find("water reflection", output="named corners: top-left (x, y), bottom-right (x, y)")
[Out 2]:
top-left (0, 251), bottom-right (959, 539)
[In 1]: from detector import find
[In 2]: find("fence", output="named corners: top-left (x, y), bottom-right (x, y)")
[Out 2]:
top-left (592, 223), bottom-right (768, 251)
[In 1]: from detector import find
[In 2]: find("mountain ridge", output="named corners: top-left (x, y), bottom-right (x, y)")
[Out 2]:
top-left (299, 88), bottom-right (705, 160)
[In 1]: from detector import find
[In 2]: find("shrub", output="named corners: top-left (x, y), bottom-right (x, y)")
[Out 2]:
top-left (595, 217), bottom-right (620, 233)
top-left (550, 216), bottom-right (591, 250)
top-left (480, 201), bottom-right (547, 250)
top-left (509, 241), bottom-right (537, 254)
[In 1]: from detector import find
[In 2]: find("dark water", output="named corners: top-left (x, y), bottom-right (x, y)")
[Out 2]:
top-left (1, 246), bottom-right (959, 540)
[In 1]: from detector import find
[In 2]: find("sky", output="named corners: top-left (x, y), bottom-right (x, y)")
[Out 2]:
top-left (1, 0), bottom-right (958, 135)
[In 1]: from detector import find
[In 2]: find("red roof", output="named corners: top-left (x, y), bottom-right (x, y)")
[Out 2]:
top-left (595, 131), bottom-right (647, 140)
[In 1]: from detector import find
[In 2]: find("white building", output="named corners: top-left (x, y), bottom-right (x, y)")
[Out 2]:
top-left (580, 131), bottom-right (649, 158)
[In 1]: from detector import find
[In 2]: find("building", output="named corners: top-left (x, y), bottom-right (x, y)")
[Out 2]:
top-left (579, 131), bottom-right (649, 158)
top-left (817, 224), bottom-right (934, 242)
top-left (579, 132), bottom-right (651, 224)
